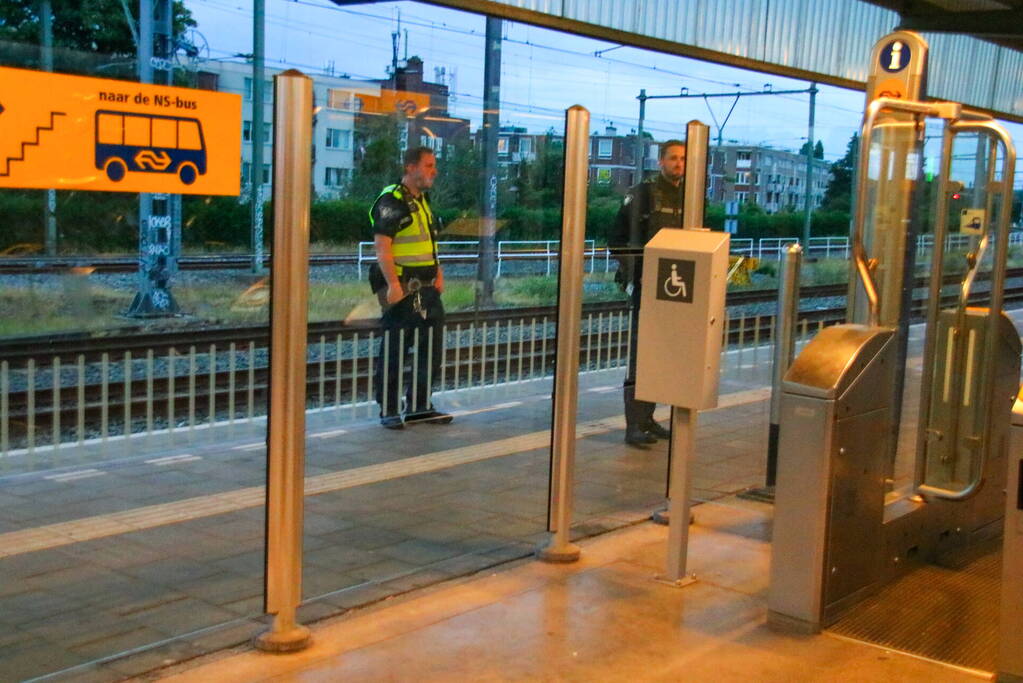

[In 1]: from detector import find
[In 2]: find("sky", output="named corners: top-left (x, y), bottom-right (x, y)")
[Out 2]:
top-left (182, 0), bottom-right (871, 161)
top-left (182, 0), bottom-right (1023, 180)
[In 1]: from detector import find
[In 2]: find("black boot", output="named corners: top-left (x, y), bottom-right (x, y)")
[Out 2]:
top-left (625, 425), bottom-right (657, 447)
top-left (643, 421), bottom-right (670, 439)
top-left (624, 385), bottom-right (657, 447)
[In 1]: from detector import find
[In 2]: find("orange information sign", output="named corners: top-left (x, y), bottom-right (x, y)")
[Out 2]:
top-left (0, 66), bottom-right (241, 195)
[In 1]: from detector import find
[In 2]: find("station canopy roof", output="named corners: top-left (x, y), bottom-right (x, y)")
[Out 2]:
top-left (333, 0), bottom-right (1023, 121)
top-left (868, 0), bottom-right (1023, 53)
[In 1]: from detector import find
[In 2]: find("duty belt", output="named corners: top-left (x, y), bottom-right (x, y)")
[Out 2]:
top-left (404, 277), bottom-right (436, 320)
top-left (404, 276), bottom-right (436, 292)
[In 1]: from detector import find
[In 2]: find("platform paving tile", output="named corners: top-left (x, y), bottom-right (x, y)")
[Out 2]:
top-left (66, 624), bottom-right (170, 661)
top-left (210, 549), bottom-right (264, 577)
top-left (303, 544), bottom-right (382, 572)
top-left (1, 642), bottom-right (92, 682)
top-left (22, 604), bottom-right (146, 650)
top-left (0, 588), bottom-right (91, 627)
top-left (121, 557), bottom-right (226, 588)
top-left (128, 597), bottom-right (241, 636)
top-left (172, 570), bottom-right (261, 607)
top-left (375, 537), bottom-right (480, 566)
top-left (312, 523), bottom-right (412, 551)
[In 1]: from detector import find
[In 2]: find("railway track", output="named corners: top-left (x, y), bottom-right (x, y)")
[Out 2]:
top-left (0, 253), bottom-right (352, 274)
top-left (2, 276), bottom-right (1021, 449)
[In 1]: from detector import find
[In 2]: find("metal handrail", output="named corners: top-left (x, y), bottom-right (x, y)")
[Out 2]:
top-left (851, 97), bottom-right (962, 328)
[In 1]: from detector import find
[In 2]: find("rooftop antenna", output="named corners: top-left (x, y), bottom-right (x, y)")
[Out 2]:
top-left (390, 8), bottom-right (401, 77)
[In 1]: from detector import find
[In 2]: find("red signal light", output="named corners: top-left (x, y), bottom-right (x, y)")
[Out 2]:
top-left (951, 192), bottom-right (962, 200)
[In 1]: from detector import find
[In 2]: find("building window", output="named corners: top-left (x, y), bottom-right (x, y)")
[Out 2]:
top-left (498, 137), bottom-right (509, 155)
top-left (596, 168), bottom-right (612, 184)
top-left (244, 77), bottom-right (272, 102)
top-left (324, 167), bottom-right (350, 187)
top-left (597, 138), bottom-right (613, 158)
top-left (327, 89), bottom-right (354, 110)
top-left (243, 162), bottom-right (271, 185)
top-left (752, 172), bottom-right (761, 185)
top-left (419, 135), bottom-right (443, 157)
top-left (735, 171), bottom-right (749, 184)
top-left (242, 121), bottom-right (270, 143)
top-left (326, 128), bottom-right (351, 150)
top-left (519, 137), bottom-right (532, 156)
top-left (736, 191), bottom-right (749, 203)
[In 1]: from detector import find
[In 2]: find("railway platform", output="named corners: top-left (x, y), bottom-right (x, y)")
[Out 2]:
top-left (0, 362), bottom-right (770, 681)
top-left (158, 496), bottom-right (973, 682)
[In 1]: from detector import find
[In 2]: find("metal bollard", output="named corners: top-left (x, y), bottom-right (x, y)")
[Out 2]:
top-left (536, 105), bottom-right (589, 563)
top-left (768, 244), bottom-right (802, 488)
top-left (255, 69), bottom-right (313, 654)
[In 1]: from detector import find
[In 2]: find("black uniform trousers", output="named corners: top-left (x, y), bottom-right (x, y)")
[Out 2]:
top-left (375, 286), bottom-right (445, 418)
top-left (624, 284), bottom-right (656, 429)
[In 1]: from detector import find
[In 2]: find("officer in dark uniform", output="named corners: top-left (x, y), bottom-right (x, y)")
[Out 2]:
top-left (369, 146), bottom-right (453, 430)
top-left (611, 139), bottom-right (685, 447)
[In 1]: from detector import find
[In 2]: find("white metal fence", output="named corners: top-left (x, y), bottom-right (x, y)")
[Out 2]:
top-left (0, 309), bottom-right (835, 466)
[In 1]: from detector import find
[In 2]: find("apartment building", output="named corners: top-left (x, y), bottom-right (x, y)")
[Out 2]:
top-left (709, 145), bottom-right (831, 212)
top-left (197, 61), bottom-right (380, 198)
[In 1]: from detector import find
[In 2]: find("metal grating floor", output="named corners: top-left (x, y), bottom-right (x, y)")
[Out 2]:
top-left (828, 542), bottom-right (1002, 672)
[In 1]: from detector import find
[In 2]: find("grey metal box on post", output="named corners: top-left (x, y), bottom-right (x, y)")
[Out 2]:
top-left (999, 386), bottom-right (1023, 683)
top-left (635, 228), bottom-right (729, 409)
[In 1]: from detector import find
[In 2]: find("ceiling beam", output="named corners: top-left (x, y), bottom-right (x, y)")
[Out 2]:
top-left (899, 9), bottom-right (1023, 37)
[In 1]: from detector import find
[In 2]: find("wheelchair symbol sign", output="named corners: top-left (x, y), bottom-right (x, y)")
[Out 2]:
top-left (656, 258), bottom-right (695, 303)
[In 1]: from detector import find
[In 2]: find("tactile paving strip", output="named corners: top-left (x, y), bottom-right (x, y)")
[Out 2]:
top-left (828, 542), bottom-right (1002, 672)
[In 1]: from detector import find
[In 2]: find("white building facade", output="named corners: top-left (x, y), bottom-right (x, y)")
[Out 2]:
top-left (198, 61), bottom-right (380, 199)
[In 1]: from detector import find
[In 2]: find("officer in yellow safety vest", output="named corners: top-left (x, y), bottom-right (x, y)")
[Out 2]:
top-left (369, 146), bottom-right (453, 430)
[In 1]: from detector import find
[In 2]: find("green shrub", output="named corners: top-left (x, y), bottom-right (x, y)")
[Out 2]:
top-left (182, 195), bottom-right (254, 248)
top-left (310, 198), bottom-right (372, 244)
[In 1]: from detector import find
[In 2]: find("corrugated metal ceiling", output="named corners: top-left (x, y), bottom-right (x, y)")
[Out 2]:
top-left (413, 0), bottom-right (1023, 121)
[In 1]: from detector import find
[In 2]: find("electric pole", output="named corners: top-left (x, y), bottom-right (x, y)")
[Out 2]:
top-left (802, 82), bottom-right (818, 246)
top-left (127, 0), bottom-right (179, 316)
top-left (251, 0), bottom-right (266, 274)
top-left (39, 0), bottom-right (57, 256)
top-left (633, 89), bottom-right (645, 184)
top-left (476, 16), bottom-right (501, 307)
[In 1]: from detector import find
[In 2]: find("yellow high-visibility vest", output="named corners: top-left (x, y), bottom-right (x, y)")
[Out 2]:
top-left (370, 184), bottom-right (436, 273)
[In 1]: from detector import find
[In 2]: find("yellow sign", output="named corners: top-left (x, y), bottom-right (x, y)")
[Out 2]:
top-left (356, 88), bottom-right (432, 117)
top-left (960, 209), bottom-right (985, 235)
top-left (0, 66), bottom-right (241, 195)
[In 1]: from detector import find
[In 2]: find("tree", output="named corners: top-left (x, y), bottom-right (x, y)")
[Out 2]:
top-left (349, 113), bottom-right (403, 202)
top-left (821, 133), bottom-right (858, 212)
top-left (432, 138), bottom-right (478, 212)
top-left (515, 131), bottom-right (564, 209)
top-left (0, 1), bottom-right (195, 73)
top-left (798, 140), bottom-right (825, 159)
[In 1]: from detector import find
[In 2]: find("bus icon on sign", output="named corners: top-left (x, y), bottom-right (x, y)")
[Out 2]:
top-left (95, 110), bottom-right (207, 185)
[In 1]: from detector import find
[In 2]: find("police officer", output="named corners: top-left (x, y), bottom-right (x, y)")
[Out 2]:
top-left (611, 140), bottom-right (685, 447)
top-left (369, 146), bottom-right (453, 430)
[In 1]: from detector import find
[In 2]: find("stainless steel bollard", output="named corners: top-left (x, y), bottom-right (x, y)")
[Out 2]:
top-left (255, 69), bottom-right (313, 654)
top-left (768, 243), bottom-right (802, 488)
top-left (536, 105), bottom-right (589, 563)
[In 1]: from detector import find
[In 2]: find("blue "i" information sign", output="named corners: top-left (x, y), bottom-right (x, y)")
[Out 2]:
top-left (879, 40), bottom-right (911, 73)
